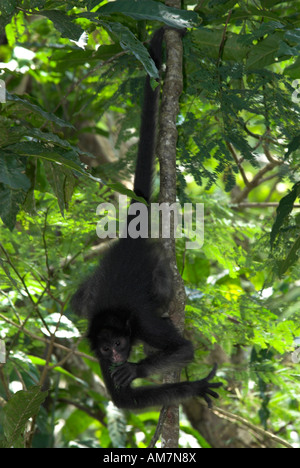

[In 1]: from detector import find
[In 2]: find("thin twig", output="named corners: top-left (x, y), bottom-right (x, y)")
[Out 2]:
top-left (58, 398), bottom-right (107, 426)
top-left (0, 313), bottom-right (97, 362)
top-left (233, 202), bottom-right (300, 209)
top-left (148, 406), bottom-right (168, 448)
top-left (232, 160), bottom-right (282, 204)
top-left (0, 243), bottom-right (51, 335)
top-left (212, 406), bottom-right (293, 449)
top-left (226, 141), bottom-right (250, 186)
top-left (217, 10), bottom-right (233, 66)
top-left (26, 300), bottom-right (67, 447)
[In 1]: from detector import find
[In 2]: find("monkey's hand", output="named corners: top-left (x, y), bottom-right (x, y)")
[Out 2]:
top-left (111, 362), bottom-right (139, 387)
top-left (195, 363), bottom-right (223, 408)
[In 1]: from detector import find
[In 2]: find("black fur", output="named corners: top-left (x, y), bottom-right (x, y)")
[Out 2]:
top-left (71, 29), bottom-right (222, 409)
top-left (134, 27), bottom-right (163, 202)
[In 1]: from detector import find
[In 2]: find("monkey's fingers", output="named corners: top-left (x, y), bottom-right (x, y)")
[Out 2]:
top-left (209, 382), bottom-right (223, 388)
top-left (203, 394), bottom-right (213, 408)
top-left (205, 388), bottom-right (220, 399)
top-left (202, 387), bottom-right (221, 408)
top-left (112, 362), bottom-right (138, 387)
top-left (112, 369), bottom-right (130, 386)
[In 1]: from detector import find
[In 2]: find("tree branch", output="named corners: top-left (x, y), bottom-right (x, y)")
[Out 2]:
top-left (232, 160), bottom-right (282, 204)
top-left (212, 406), bottom-right (293, 449)
top-left (156, 19), bottom-right (186, 447)
top-left (58, 398), bottom-right (107, 426)
top-left (0, 312), bottom-right (98, 363)
top-left (226, 141), bottom-right (250, 187)
top-left (233, 202), bottom-right (300, 209)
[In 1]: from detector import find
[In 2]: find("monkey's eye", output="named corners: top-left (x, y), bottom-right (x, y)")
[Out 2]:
top-left (115, 340), bottom-right (120, 347)
top-left (101, 346), bottom-right (110, 353)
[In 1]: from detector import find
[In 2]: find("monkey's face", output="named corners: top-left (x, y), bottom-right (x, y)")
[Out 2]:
top-left (99, 334), bottom-right (130, 364)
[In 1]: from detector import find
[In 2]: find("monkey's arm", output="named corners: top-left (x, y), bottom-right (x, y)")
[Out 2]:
top-left (104, 363), bottom-right (221, 409)
top-left (111, 315), bottom-right (194, 387)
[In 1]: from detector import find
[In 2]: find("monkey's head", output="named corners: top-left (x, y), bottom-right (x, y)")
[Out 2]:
top-left (98, 329), bottom-right (131, 364)
top-left (87, 312), bottom-right (131, 363)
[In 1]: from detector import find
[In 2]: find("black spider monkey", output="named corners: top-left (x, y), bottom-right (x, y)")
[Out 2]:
top-left (71, 28), bottom-right (222, 409)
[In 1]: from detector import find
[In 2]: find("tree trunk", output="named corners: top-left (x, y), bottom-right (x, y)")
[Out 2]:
top-left (156, 10), bottom-right (186, 448)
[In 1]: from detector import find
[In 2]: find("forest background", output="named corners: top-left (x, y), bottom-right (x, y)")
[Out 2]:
top-left (1, 0), bottom-right (300, 449)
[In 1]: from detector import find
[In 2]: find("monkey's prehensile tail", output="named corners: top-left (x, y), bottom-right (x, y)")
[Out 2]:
top-left (133, 28), bottom-right (164, 204)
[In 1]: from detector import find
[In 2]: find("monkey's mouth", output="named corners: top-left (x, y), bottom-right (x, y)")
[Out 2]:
top-left (112, 353), bottom-right (125, 364)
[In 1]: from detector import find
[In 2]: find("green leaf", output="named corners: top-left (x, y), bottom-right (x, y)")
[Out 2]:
top-left (107, 402), bottom-right (126, 448)
top-left (102, 22), bottom-right (159, 78)
top-left (284, 29), bottom-right (300, 45)
top-left (0, 184), bottom-right (26, 230)
top-left (284, 56), bottom-right (300, 79)
top-left (191, 29), bottom-right (222, 59)
top-left (3, 386), bottom-right (48, 447)
top-left (5, 142), bottom-right (86, 175)
top-left (62, 409), bottom-right (95, 442)
top-left (29, 128), bottom-right (97, 161)
top-left (28, 356), bottom-right (87, 385)
top-left (39, 10), bottom-right (84, 41)
top-left (6, 93), bottom-right (74, 129)
top-left (107, 182), bottom-right (147, 203)
top-left (277, 234), bottom-right (300, 276)
top-left (270, 182), bottom-right (300, 248)
top-left (97, 0), bottom-right (198, 29)
top-left (1, 145), bottom-right (138, 207)
top-left (180, 424), bottom-right (211, 448)
top-left (44, 161), bottom-right (75, 216)
top-left (182, 256), bottom-right (210, 285)
top-left (243, 6), bottom-right (288, 23)
top-left (286, 134), bottom-right (300, 158)
top-left (52, 44), bottom-right (123, 70)
top-left (278, 41), bottom-right (299, 57)
top-left (191, 29), bottom-right (249, 61)
top-left (0, 119), bottom-right (27, 147)
top-left (0, 155), bottom-right (31, 190)
top-left (44, 160), bottom-right (66, 216)
top-left (246, 33), bottom-right (284, 70)
top-left (7, 141), bottom-right (109, 187)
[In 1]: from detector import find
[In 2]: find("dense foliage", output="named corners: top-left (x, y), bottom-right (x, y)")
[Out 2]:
top-left (1, 0), bottom-right (300, 448)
